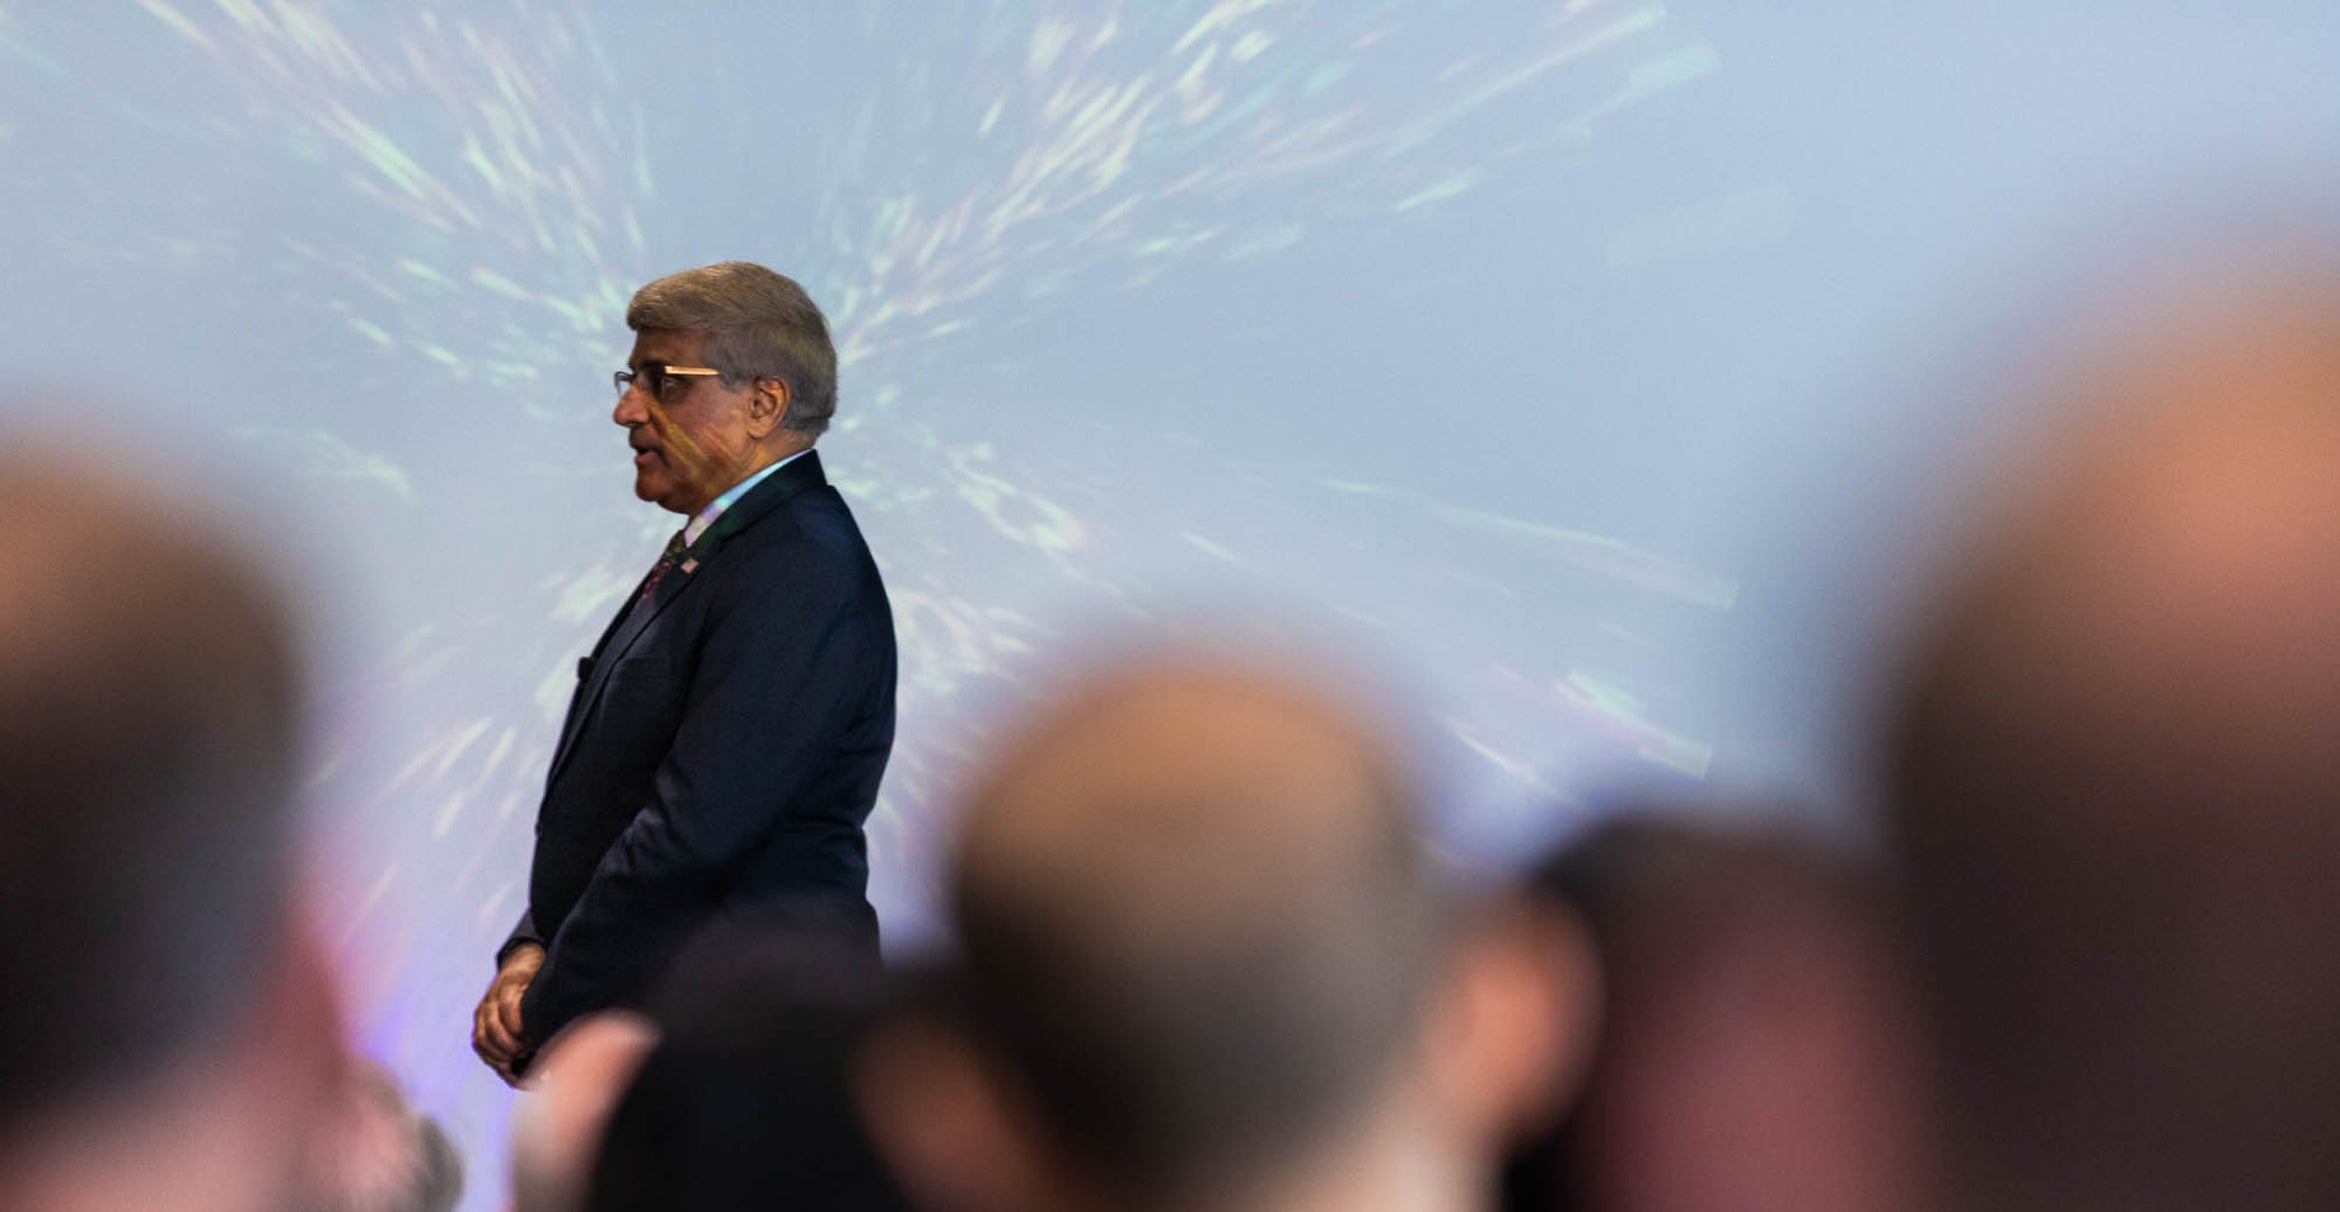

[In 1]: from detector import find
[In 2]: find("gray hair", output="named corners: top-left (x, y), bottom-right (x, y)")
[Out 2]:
top-left (626, 261), bottom-right (838, 438)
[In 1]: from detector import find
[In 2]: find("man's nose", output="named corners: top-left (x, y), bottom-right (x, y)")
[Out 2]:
top-left (613, 384), bottom-right (647, 427)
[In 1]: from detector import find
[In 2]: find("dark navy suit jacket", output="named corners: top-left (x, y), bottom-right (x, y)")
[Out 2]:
top-left (502, 450), bottom-right (895, 1046)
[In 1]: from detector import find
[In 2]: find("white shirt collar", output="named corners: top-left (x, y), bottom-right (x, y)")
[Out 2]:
top-left (684, 448), bottom-right (810, 546)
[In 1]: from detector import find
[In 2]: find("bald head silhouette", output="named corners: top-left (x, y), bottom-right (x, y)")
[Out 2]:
top-left (947, 658), bottom-right (1450, 1208)
top-left (1888, 285), bottom-right (2340, 1212)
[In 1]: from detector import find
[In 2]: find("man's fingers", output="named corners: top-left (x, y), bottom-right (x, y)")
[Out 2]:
top-left (480, 1012), bottom-right (522, 1061)
top-left (492, 1045), bottom-right (534, 1088)
top-left (497, 985), bottom-right (528, 1042)
top-left (473, 965), bottom-right (537, 1076)
top-left (478, 993), bottom-right (523, 1059)
top-left (471, 998), bottom-right (500, 1056)
top-left (474, 1031), bottom-right (512, 1066)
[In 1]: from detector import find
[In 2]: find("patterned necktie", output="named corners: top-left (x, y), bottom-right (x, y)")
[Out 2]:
top-left (634, 527), bottom-right (690, 607)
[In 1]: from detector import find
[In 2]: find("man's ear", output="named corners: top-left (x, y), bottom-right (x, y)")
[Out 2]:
top-left (251, 904), bottom-right (351, 1113)
top-left (856, 1018), bottom-right (1067, 1212)
top-left (746, 377), bottom-right (791, 439)
top-left (510, 1012), bottom-right (661, 1212)
top-left (1425, 894), bottom-right (1603, 1148)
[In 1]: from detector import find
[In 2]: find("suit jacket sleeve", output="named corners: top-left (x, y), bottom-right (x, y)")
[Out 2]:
top-left (496, 909), bottom-right (543, 968)
top-left (519, 556), bottom-right (872, 1043)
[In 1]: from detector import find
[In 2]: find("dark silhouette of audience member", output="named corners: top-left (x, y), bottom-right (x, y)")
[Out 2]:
top-left (579, 911), bottom-right (916, 1212)
top-left (0, 452), bottom-right (347, 1211)
top-left (1502, 814), bottom-right (1926, 1212)
top-left (1886, 283), bottom-right (2340, 1212)
top-left (864, 655), bottom-right (1587, 1212)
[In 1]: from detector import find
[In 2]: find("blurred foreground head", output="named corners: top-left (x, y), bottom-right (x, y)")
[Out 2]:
top-left (869, 653), bottom-right (1582, 1212)
top-left (0, 447), bottom-right (342, 1210)
top-left (1887, 280), bottom-right (2340, 1212)
top-left (1505, 814), bottom-right (1924, 1212)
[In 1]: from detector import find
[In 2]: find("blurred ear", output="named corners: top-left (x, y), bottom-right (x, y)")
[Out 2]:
top-left (509, 1012), bottom-right (661, 1212)
top-left (247, 909), bottom-right (351, 1117)
top-left (1425, 894), bottom-right (1603, 1146)
top-left (856, 1019), bottom-right (1065, 1212)
top-left (231, 910), bottom-right (356, 1212)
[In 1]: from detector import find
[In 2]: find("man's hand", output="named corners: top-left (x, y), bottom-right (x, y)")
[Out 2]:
top-left (473, 942), bottom-right (545, 1086)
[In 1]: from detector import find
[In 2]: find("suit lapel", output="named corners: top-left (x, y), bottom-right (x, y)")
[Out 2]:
top-left (544, 451), bottom-right (831, 789)
top-left (544, 564), bottom-right (692, 783)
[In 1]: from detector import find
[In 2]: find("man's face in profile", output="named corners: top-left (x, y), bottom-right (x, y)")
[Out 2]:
top-left (614, 328), bottom-right (759, 515)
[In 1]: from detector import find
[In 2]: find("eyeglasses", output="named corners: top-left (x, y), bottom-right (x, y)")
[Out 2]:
top-left (614, 363), bottom-right (723, 402)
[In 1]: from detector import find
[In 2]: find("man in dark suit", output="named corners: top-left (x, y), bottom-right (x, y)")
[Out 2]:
top-left (472, 262), bottom-right (897, 1082)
